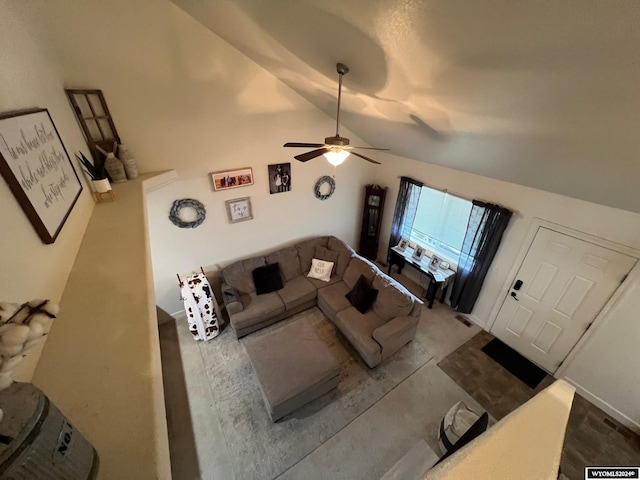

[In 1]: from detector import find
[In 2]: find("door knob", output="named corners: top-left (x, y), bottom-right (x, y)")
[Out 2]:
top-left (510, 291), bottom-right (519, 301)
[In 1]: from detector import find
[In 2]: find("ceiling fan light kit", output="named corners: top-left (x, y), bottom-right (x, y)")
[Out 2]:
top-left (283, 63), bottom-right (388, 166)
top-left (324, 147), bottom-right (349, 166)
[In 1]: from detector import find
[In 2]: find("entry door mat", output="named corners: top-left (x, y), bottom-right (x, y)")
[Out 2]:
top-left (198, 307), bottom-right (434, 480)
top-left (481, 338), bottom-right (547, 389)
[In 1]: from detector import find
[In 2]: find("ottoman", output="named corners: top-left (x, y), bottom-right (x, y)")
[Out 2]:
top-left (243, 318), bottom-right (340, 421)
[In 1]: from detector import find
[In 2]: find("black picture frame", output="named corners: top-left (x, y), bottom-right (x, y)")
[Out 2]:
top-left (0, 108), bottom-right (83, 244)
top-left (268, 163), bottom-right (291, 194)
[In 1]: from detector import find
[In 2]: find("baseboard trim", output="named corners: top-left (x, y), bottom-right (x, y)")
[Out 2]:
top-left (562, 376), bottom-right (640, 434)
top-left (468, 314), bottom-right (486, 329)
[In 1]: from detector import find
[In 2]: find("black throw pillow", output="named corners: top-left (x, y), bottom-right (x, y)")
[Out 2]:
top-left (345, 274), bottom-right (378, 314)
top-left (252, 263), bottom-right (283, 295)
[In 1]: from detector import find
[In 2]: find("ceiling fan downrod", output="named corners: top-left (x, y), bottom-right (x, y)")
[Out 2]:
top-left (282, 61), bottom-right (385, 165)
top-left (334, 63), bottom-right (349, 138)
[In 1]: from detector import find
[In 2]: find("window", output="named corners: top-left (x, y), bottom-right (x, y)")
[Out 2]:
top-left (66, 89), bottom-right (121, 161)
top-left (409, 187), bottom-right (472, 261)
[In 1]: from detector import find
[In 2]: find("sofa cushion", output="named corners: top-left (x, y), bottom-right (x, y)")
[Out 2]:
top-left (296, 237), bottom-right (329, 274)
top-left (373, 316), bottom-right (420, 361)
top-left (307, 258), bottom-right (334, 282)
top-left (372, 274), bottom-right (414, 322)
top-left (343, 256), bottom-right (379, 289)
top-left (223, 256), bottom-right (266, 294)
top-left (266, 247), bottom-right (302, 281)
top-left (277, 276), bottom-right (317, 311)
top-left (327, 236), bottom-right (355, 277)
top-left (252, 263), bottom-right (284, 295)
top-left (345, 274), bottom-right (379, 314)
top-left (315, 245), bottom-right (339, 264)
top-left (317, 281), bottom-right (351, 321)
top-left (334, 307), bottom-right (385, 368)
top-left (230, 292), bottom-right (285, 332)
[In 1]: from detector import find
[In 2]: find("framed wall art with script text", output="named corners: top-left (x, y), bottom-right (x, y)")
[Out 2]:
top-left (0, 108), bottom-right (83, 244)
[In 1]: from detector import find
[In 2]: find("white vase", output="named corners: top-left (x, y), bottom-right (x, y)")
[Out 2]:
top-left (92, 178), bottom-right (111, 193)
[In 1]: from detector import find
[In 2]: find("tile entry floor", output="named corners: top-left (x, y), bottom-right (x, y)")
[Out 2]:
top-left (439, 331), bottom-right (640, 480)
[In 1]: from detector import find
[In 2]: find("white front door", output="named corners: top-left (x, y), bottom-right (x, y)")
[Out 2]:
top-left (491, 227), bottom-right (636, 373)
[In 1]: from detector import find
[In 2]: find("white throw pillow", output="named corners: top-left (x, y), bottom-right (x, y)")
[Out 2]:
top-left (307, 258), bottom-right (334, 282)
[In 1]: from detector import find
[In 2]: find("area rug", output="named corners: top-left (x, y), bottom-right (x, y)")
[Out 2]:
top-left (197, 307), bottom-right (433, 480)
top-left (481, 338), bottom-right (547, 389)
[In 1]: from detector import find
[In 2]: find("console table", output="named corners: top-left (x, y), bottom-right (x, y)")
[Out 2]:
top-left (388, 246), bottom-right (456, 309)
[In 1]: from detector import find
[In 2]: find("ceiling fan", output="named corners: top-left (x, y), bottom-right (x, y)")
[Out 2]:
top-left (283, 63), bottom-right (389, 166)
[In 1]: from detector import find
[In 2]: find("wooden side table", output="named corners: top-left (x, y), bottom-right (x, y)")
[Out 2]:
top-left (387, 246), bottom-right (456, 309)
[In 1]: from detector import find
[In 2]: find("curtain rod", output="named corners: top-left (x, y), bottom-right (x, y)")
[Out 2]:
top-left (397, 176), bottom-right (473, 202)
top-left (396, 175), bottom-right (519, 215)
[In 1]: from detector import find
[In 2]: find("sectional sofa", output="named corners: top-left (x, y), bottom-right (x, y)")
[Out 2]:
top-left (221, 236), bottom-right (423, 368)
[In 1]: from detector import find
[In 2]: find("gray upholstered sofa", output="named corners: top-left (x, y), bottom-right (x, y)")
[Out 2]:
top-left (221, 236), bottom-right (423, 368)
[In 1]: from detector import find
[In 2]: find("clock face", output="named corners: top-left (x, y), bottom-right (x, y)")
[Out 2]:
top-left (368, 195), bottom-right (380, 207)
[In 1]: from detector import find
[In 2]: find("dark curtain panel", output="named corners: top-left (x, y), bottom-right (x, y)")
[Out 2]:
top-left (450, 200), bottom-right (513, 314)
top-left (388, 176), bottom-right (423, 261)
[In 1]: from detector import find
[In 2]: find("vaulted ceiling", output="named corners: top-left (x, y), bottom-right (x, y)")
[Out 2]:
top-left (172, 0), bottom-right (640, 213)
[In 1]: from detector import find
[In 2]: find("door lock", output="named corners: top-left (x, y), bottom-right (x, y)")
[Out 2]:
top-left (513, 280), bottom-right (523, 291)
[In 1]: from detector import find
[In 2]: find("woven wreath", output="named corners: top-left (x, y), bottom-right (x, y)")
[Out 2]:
top-left (169, 198), bottom-right (206, 228)
top-left (314, 176), bottom-right (336, 201)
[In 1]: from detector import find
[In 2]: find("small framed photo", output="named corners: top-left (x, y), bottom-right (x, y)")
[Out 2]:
top-left (268, 163), bottom-right (291, 194)
top-left (396, 238), bottom-right (409, 252)
top-left (225, 197), bottom-right (253, 223)
top-left (412, 245), bottom-right (426, 261)
top-left (429, 255), bottom-right (442, 271)
top-left (211, 167), bottom-right (254, 191)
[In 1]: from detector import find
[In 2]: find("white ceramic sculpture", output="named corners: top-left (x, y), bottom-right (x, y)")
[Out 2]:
top-left (0, 300), bottom-right (58, 390)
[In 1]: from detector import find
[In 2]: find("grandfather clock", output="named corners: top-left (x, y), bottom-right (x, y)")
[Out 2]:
top-left (359, 184), bottom-right (387, 261)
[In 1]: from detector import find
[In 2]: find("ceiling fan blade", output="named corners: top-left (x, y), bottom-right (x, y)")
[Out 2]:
top-left (284, 142), bottom-right (325, 148)
top-left (350, 151), bottom-right (381, 165)
top-left (294, 148), bottom-right (328, 162)
top-left (349, 146), bottom-right (390, 151)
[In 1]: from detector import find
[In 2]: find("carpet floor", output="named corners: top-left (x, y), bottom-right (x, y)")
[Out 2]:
top-left (196, 307), bottom-right (434, 479)
top-left (278, 362), bottom-right (491, 480)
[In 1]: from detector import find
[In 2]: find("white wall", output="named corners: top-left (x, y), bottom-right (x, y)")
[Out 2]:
top-left (148, 158), bottom-right (370, 315)
top-left (32, 0), bottom-right (376, 316)
top-left (0, 2), bottom-right (94, 380)
top-left (559, 270), bottom-right (640, 432)
top-left (375, 152), bottom-right (640, 431)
